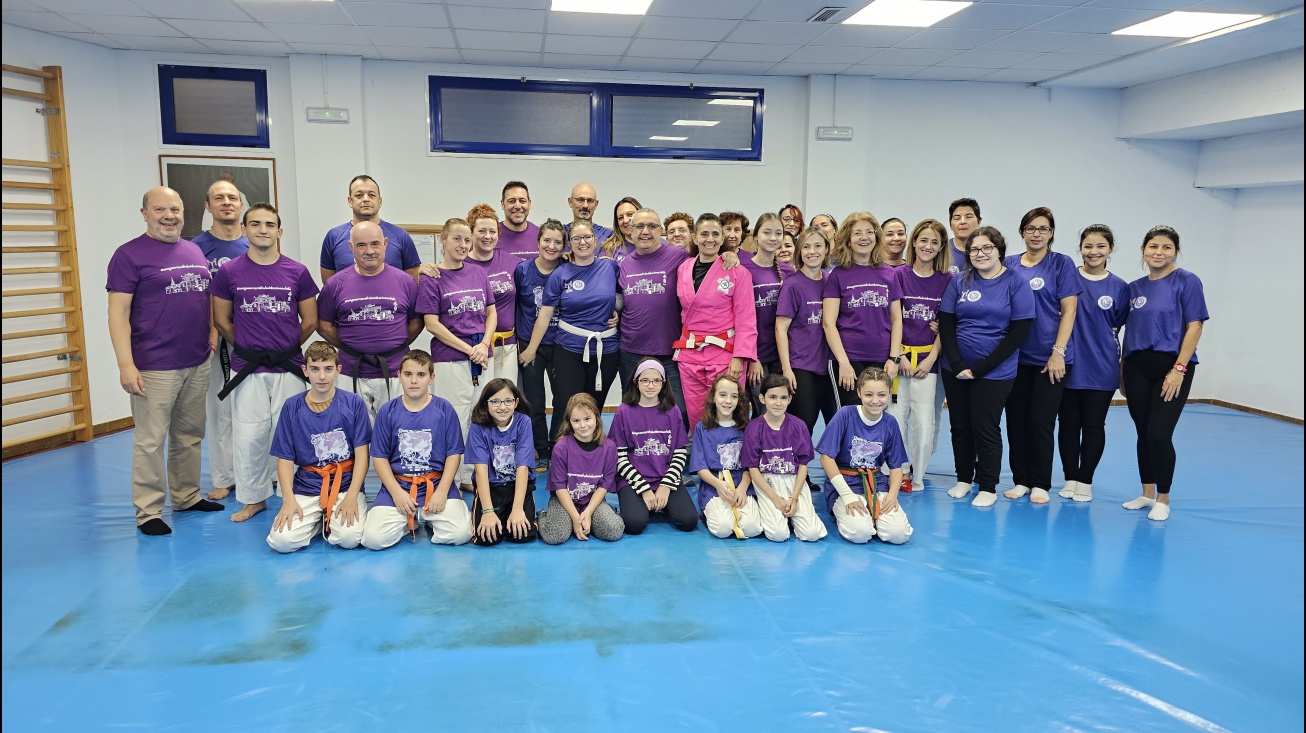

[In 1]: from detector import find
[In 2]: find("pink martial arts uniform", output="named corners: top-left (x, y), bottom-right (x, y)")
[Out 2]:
top-left (673, 257), bottom-right (758, 427)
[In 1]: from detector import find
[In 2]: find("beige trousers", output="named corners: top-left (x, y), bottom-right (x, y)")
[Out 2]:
top-left (130, 359), bottom-right (212, 524)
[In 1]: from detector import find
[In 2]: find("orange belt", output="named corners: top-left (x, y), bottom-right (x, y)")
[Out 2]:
top-left (302, 459), bottom-right (355, 537)
top-left (839, 466), bottom-right (881, 521)
top-left (397, 471), bottom-right (443, 542)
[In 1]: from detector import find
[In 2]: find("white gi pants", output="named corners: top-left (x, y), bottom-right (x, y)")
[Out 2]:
top-left (360, 499), bottom-right (473, 550)
top-left (206, 348), bottom-right (234, 489)
top-left (231, 372), bottom-right (305, 505)
top-left (756, 474), bottom-right (828, 542)
top-left (266, 492), bottom-right (367, 553)
top-left (486, 342), bottom-right (519, 385)
top-left (888, 372), bottom-right (941, 479)
top-left (831, 495), bottom-right (914, 545)
top-left (335, 375), bottom-right (400, 424)
top-left (431, 360), bottom-right (485, 484)
top-left (703, 495), bottom-right (764, 539)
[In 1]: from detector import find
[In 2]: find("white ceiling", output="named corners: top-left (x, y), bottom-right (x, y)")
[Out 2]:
top-left (1, 0), bottom-right (1301, 87)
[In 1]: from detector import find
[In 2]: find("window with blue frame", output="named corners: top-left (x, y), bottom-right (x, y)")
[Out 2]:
top-left (429, 76), bottom-right (763, 161)
top-left (159, 65), bottom-right (270, 148)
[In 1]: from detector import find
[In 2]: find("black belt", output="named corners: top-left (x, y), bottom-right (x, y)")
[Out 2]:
top-left (337, 342), bottom-right (409, 400)
top-left (218, 339), bottom-right (232, 382)
top-left (217, 344), bottom-right (308, 401)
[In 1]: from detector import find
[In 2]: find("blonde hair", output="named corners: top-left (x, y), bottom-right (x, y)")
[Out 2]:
top-left (906, 219), bottom-right (950, 274)
top-left (831, 211), bottom-right (887, 269)
top-left (796, 225), bottom-right (831, 270)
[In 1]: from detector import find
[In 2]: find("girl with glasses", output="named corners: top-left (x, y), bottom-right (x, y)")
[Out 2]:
top-left (467, 378), bottom-right (538, 545)
top-left (610, 359), bottom-right (697, 535)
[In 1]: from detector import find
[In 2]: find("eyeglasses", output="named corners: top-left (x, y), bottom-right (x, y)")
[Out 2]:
top-left (487, 398), bottom-right (518, 407)
top-left (571, 197), bottom-right (597, 206)
top-left (633, 223), bottom-right (659, 230)
top-left (968, 244), bottom-right (996, 255)
top-left (780, 216), bottom-right (799, 223)
top-left (638, 378), bottom-right (664, 387)
top-left (1022, 226), bottom-right (1053, 235)
top-left (570, 234), bottom-right (595, 243)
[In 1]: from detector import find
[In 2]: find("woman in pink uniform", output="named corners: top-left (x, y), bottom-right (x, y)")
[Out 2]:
top-left (674, 213), bottom-right (758, 428)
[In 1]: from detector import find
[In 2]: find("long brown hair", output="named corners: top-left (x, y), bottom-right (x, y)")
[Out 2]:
top-left (470, 377), bottom-right (531, 426)
top-left (701, 372), bottom-right (749, 429)
top-left (559, 393), bottom-right (605, 444)
top-left (831, 211), bottom-right (887, 269)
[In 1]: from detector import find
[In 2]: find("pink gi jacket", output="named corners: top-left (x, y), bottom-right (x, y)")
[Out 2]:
top-left (674, 256), bottom-right (758, 364)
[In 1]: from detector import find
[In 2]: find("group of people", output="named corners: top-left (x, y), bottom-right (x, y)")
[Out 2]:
top-left (106, 176), bottom-right (1208, 549)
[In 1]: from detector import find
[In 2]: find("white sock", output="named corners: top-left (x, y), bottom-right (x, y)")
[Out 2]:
top-left (947, 482), bottom-right (972, 498)
top-left (1030, 487), bottom-right (1050, 504)
top-left (971, 491), bottom-right (997, 507)
top-left (1058, 481), bottom-right (1078, 499)
top-left (1148, 502), bottom-right (1171, 521)
top-left (1122, 496), bottom-right (1155, 510)
top-left (1004, 484), bottom-right (1030, 499)
top-left (1072, 482), bottom-right (1093, 502)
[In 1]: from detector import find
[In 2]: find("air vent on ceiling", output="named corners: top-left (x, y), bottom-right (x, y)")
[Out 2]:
top-left (807, 7), bottom-right (846, 23)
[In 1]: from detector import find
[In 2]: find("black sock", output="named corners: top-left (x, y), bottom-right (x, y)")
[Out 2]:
top-left (139, 518), bottom-right (172, 535)
top-left (177, 498), bottom-right (224, 512)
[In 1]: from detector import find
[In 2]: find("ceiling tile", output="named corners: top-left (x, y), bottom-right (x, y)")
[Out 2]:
top-left (447, 0), bottom-right (545, 7)
top-left (1, 0), bottom-right (44, 11)
top-left (943, 49), bottom-right (1044, 68)
top-left (973, 68), bottom-right (1055, 83)
top-left (382, 46), bottom-right (463, 62)
top-left (458, 49), bottom-right (542, 65)
top-left (1187, 0), bottom-right (1301, 11)
top-left (1057, 33), bottom-right (1171, 55)
top-left (617, 56), bottom-right (701, 72)
top-left (455, 29), bottom-right (542, 52)
top-left (811, 25), bottom-right (919, 47)
top-left (236, 0), bottom-right (355, 24)
top-left (546, 12), bottom-right (643, 36)
top-left (1080, 0), bottom-right (1192, 9)
top-left (1, 9), bottom-right (90, 33)
top-left (266, 23), bottom-right (369, 44)
top-left (1026, 7), bottom-right (1167, 34)
top-left (782, 45), bottom-right (882, 64)
top-left (978, 31), bottom-right (1097, 52)
top-left (28, 0), bottom-right (147, 16)
top-left (541, 53), bottom-right (621, 69)
top-left (446, 4), bottom-right (545, 33)
top-left (625, 38), bottom-right (717, 59)
top-left (725, 20), bottom-right (830, 45)
top-left (197, 39), bottom-right (294, 55)
top-left (895, 28), bottom-right (1008, 49)
top-left (934, 3), bottom-right (1070, 30)
top-left (748, 0), bottom-right (852, 22)
top-left (634, 16), bottom-right (738, 41)
top-left (361, 26), bottom-right (455, 48)
top-left (60, 14), bottom-right (183, 36)
top-left (287, 42), bottom-right (379, 57)
top-left (647, 0), bottom-right (760, 20)
top-left (103, 34), bottom-right (214, 52)
top-left (860, 47), bottom-right (961, 66)
top-left (166, 19), bottom-right (281, 42)
top-left (766, 62), bottom-right (853, 76)
top-left (342, 2), bottom-right (450, 28)
top-left (706, 42), bottom-right (799, 62)
top-left (910, 66), bottom-right (995, 81)
top-left (130, 0), bottom-right (249, 22)
top-left (691, 60), bottom-right (776, 75)
top-left (1010, 52), bottom-right (1118, 70)
top-left (842, 64), bottom-right (927, 78)
top-left (974, 0), bottom-right (1081, 5)
top-left (50, 30), bottom-right (116, 47)
top-left (544, 33), bottom-right (630, 55)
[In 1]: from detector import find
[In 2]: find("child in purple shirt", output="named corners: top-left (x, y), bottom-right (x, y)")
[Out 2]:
top-left (610, 360), bottom-right (697, 535)
top-left (743, 374), bottom-right (828, 543)
top-left (690, 374), bottom-right (762, 539)
top-left (537, 394), bottom-right (625, 544)
top-left (467, 379), bottom-right (538, 545)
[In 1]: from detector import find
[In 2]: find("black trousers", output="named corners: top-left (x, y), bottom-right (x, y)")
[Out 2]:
top-left (941, 369), bottom-right (1014, 493)
top-left (833, 359), bottom-right (882, 408)
top-left (471, 481), bottom-right (539, 545)
top-left (617, 485), bottom-right (698, 535)
top-left (1122, 350), bottom-right (1195, 494)
top-left (519, 343), bottom-right (556, 458)
top-left (550, 347), bottom-right (620, 442)
top-left (1058, 388), bottom-right (1114, 484)
top-left (788, 367), bottom-right (836, 435)
top-left (748, 359), bottom-right (782, 417)
top-left (1005, 363), bottom-right (1070, 491)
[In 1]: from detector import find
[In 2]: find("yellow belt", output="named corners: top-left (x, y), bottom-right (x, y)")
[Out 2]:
top-left (894, 344), bottom-right (933, 396)
top-left (491, 330), bottom-right (514, 369)
top-left (721, 469), bottom-right (745, 539)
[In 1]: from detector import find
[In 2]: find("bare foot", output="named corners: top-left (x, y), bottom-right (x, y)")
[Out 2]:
top-left (231, 501), bottom-right (266, 522)
top-left (207, 486), bottom-right (232, 501)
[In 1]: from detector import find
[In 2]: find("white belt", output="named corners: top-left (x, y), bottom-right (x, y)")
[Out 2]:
top-left (673, 328), bottom-right (735, 358)
top-left (558, 320), bottom-right (617, 391)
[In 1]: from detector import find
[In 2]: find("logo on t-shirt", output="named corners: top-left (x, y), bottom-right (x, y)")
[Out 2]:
top-left (633, 431), bottom-right (670, 457)
top-left (447, 293), bottom-right (486, 316)
top-left (903, 302), bottom-right (936, 321)
top-left (311, 429), bottom-right (350, 464)
top-left (164, 271), bottom-right (209, 294)
top-left (1098, 295), bottom-right (1115, 310)
top-left (626, 273), bottom-right (667, 295)
top-left (717, 441), bottom-right (742, 471)
top-left (567, 279), bottom-right (587, 292)
top-left (491, 443), bottom-right (516, 479)
top-left (240, 293), bottom-right (292, 314)
top-left (397, 428), bottom-right (433, 468)
top-left (1131, 296), bottom-right (1147, 310)
top-left (1029, 277), bottom-right (1046, 291)
top-left (346, 303), bottom-right (396, 322)
top-left (846, 286), bottom-right (889, 308)
top-left (948, 265), bottom-right (960, 275)
top-left (965, 290), bottom-right (982, 303)
top-left (753, 284), bottom-right (779, 308)
top-left (849, 436), bottom-right (883, 469)
top-left (489, 277), bottom-right (512, 296)
top-left (758, 449), bottom-right (796, 475)
top-left (716, 277), bottom-right (733, 294)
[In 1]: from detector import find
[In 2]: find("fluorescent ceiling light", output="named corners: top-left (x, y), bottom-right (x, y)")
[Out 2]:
top-left (673, 119), bottom-right (719, 126)
top-left (649, 136), bottom-right (688, 141)
top-left (843, 0), bottom-right (972, 28)
top-left (551, 0), bottom-right (653, 15)
top-left (1113, 11), bottom-right (1260, 37)
top-left (707, 99), bottom-right (754, 106)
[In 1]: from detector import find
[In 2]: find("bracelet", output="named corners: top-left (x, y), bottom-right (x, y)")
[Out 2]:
top-left (1052, 345), bottom-right (1067, 354)
top-left (480, 508), bottom-right (496, 515)
top-left (1172, 363), bottom-right (1188, 374)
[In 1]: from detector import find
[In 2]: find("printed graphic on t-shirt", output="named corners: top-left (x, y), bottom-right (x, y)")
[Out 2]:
top-left (806, 301), bottom-right (823, 325)
top-left (489, 277), bottom-right (512, 296)
top-left (632, 430), bottom-right (670, 457)
top-left (492, 443), bottom-right (516, 478)
top-left (163, 266), bottom-right (209, 294)
top-left (846, 285), bottom-right (888, 308)
top-left (849, 436), bottom-right (883, 469)
top-left (446, 289), bottom-right (486, 316)
top-left (567, 279), bottom-right (587, 292)
top-left (758, 449), bottom-right (796, 475)
top-left (568, 473), bottom-right (601, 503)
top-left (311, 429), bottom-right (350, 464)
top-left (717, 441), bottom-right (742, 471)
top-left (626, 272), bottom-right (667, 295)
top-left (240, 292), bottom-right (292, 314)
top-left (1030, 277), bottom-right (1046, 291)
top-left (964, 290), bottom-right (982, 303)
top-left (397, 428), bottom-right (432, 467)
top-left (1131, 296), bottom-right (1147, 310)
top-left (1098, 295), bottom-right (1115, 310)
top-left (754, 285), bottom-right (780, 308)
top-left (903, 300), bottom-right (936, 322)
top-left (209, 256), bottom-right (233, 274)
top-left (716, 277), bottom-right (733, 294)
top-left (532, 286), bottom-right (544, 306)
top-left (343, 296), bottom-right (399, 322)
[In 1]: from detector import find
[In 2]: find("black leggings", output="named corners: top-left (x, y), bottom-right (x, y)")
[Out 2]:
top-left (470, 482), bottom-right (538, 545)
top-left (1058, 388), bottom-right (1114, 484)
top-left (788, 367), bottom-right (836, 435)
top-left (617, 485), bottom-right (698, 535)
top-left (550, 347), bottom-right (620, 443)
top-left (941, 369), bottom-right (1014, 493)
top-left (1005, 363), bottom-right (1070, 490)
top-left (833, 359), bottom-right (881, 408)
top-left (519, 343), bottom-right (556, 458)
top-left (748, 359), bottom-right (782, 418)
top-left (1122, 350), bottom-right (1195, 494)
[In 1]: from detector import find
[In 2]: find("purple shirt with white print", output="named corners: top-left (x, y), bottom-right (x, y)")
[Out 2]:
top-left (105, 234), bottom-right (212, 371)
top-left (609, 403), bottom-right (689, 489)
top-left (547, 436), bottom-right (618, 509)
top-left (822, 264), bottom-right (901, 362)
top-left (742, 414), bottom-right (813, 476)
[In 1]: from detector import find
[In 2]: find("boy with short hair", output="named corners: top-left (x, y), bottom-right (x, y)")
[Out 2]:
top-left (267, 341), bottom-right (371, 553)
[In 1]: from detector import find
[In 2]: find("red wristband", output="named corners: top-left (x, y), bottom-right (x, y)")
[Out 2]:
top-left (1172, 363), bottom-right (1188, 374)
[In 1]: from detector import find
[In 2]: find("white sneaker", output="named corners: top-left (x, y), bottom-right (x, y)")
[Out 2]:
top-left (971, 491), bottom-right (997, 508)
top-left (1004, 484), bottom-right (1030, 500)
top-left (1072, 482), bottom-right (1093, 502)
top-left (1058, 481), bottom-right (1078, 499)
top-left (1147, 502), bottom-right (1170, 521)
top-left (1030, 487), bottom-right (1050, 504)
top-left (947, 482), bottom-right (972, 499)
top-left (1122, 496), bottom-right (1155, 510)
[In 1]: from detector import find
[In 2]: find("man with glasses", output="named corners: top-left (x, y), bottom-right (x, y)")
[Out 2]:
top-left (564, 182), bottom-right (614, 244)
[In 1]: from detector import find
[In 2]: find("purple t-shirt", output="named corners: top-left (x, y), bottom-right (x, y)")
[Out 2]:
top-left (317, 266), bottom-right (419, 378)
top-left (822, 264), bottom-right (902, 362)
top-left (543, 259), bottom-right (620, 355)
top-left (1067, 272), bottom-right (1130, 391)
top-left (1006, 251), bottom-right (1083, 366)
top-left (513, 258), bottom-right (559, 346)
top-left (547, 436), bottom-right (618, 508)
top-left (948, 238), bottom-right (967, 277)
top-left (370, 395), bottom-right (464, 505)
top-left (816, 406), bottom-right (908, 513)
top-left (688, 422), bottom-right (751, 511)
top-left (192, 231), bottom-right (249, 275)
top-left (742, 253), bottom-right (796, 364)
top-left (939, 269), bottom-right (1036, 381)
top-left (211, 254), bottom-right (319, 373)
top-left (498, 221), bottom-right (541, 261)
top-left (270, 390), bottom-right (371, 497)
top-left (619, 244), bottom-right (691, 355)
top-left (600, 239), bottom-right (635, 266)
top-left (776, 274), bottom-right (830, 374)
top-left (319, 220), bottom-right (421, 273)
top-left (465, 413), bottom-right (535, 485)
top-left (897, 267), bottom-right (951, 348)
top-left (466, 250), bottom-right (517, 342)
top-left (1123, 269), bottom-right (1209, 362)
top-left (742, 414), bottom-right (814, 476)
top-left (105, 234), bottom-right (211, 371)
top-left (609, 403), bottom-right (689, 489)
top-left (416, 265), bottom-right (492, 363)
